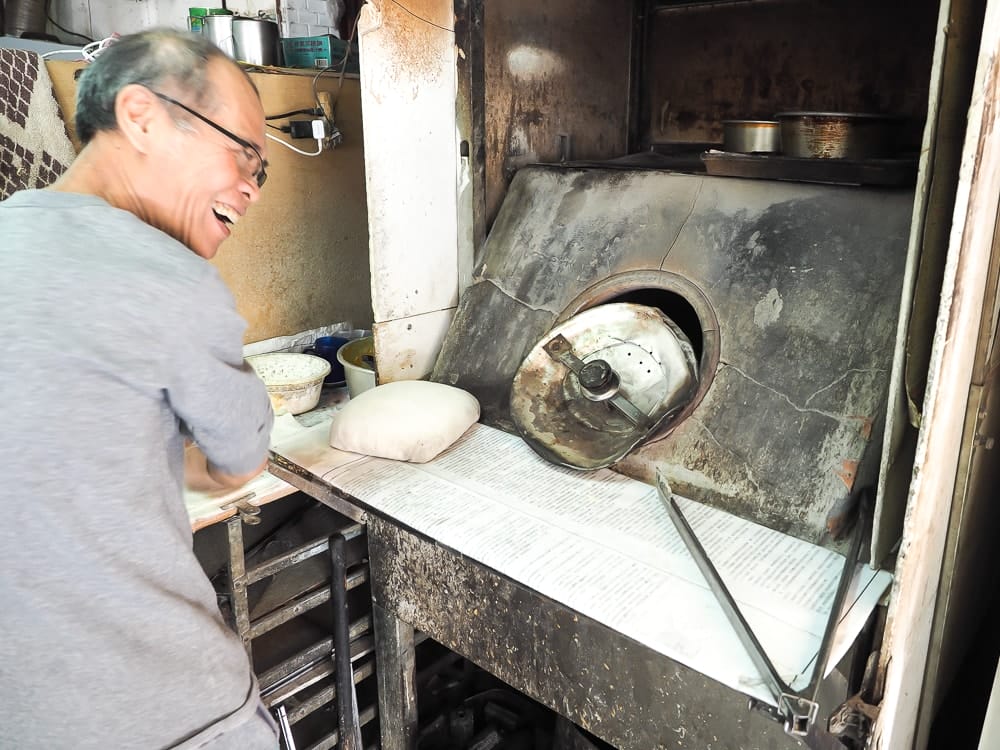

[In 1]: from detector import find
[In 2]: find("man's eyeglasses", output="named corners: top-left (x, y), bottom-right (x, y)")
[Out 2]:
top-left (150, 90), bottom-right (267, 188)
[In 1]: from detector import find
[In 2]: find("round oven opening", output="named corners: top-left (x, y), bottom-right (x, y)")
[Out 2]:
top-left (606, 287), bottom-right (705, 364)
top-left (557, 270), bottom-right (720, 436)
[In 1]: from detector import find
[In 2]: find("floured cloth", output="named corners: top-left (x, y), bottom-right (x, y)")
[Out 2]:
top-left (0, 49), bottom-right (76, 199)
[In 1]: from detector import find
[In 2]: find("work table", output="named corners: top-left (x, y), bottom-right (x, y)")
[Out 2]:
top-left (184, 388), bottom-right (352, 531)
top-left (226, 393), bottom-right (893, 750)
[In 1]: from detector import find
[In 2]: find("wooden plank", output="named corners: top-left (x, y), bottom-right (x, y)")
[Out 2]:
top-left (873, 1), bottom-right (1000, 746)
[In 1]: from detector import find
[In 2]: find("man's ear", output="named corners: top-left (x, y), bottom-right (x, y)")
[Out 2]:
top-left (114, 84), bottom-right (161, 155)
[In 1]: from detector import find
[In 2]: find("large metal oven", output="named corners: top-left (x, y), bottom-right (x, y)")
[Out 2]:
top-left (355, 0), bottom-right (1000, 747)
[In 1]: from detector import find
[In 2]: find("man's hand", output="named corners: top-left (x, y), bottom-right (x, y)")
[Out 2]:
top-left (184, 444), bottom-right (267, 492)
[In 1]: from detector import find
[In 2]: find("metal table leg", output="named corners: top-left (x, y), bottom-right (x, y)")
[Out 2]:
top-left (226, 515), bottom-right (252, 660)
top-left (373, 603), bottom-right (418, 750)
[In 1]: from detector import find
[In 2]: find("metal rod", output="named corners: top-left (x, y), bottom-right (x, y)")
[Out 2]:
top-left (249, 569), bottom-right (368, 639)
top-left (226, 515), bottom-right (252, 660)
top-left (268, 453), bottom-right (367, 523)
top-left (288, 659), bottom-right (377, 726)
top-left (247, 524), bottom-right (365, 585)
top-left (276, 704), bottom-right (297, 750)
top-left (259, 615), bottom-right (373, 692)
top-left (656, 473), bottom-right (788, 705)
top-left (331, 533), bottom-right (363, 750)
top-left (804, 488), bottom-right (870, 701)
top-left (302, 705), bottom-right (378, 750)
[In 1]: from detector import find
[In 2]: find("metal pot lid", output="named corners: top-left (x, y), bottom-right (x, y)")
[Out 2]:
top-left (510, 302), bottom-right (699, 470)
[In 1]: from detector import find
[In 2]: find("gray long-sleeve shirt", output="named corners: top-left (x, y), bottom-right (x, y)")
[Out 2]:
top-left (0, 190), bottom-right (276, 748)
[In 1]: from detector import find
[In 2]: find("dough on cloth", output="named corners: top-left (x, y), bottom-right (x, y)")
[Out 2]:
top-left (329, 380), bottom-right (480, 463)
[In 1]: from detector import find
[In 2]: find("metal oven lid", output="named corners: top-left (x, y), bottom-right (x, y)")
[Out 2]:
top-left (510, 302), bottom-right (699, 470)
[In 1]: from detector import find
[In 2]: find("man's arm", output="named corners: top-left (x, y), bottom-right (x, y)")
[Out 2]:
top-left (169, 270), bottom-right (275, 482)
top-left (184, 443), bottom-right (268, 492)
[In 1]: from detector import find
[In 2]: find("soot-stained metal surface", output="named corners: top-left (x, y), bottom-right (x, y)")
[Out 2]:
top-left (368, 517), bottom-right (807, 750)
top-left (431, 165), bottom-right (913, 547)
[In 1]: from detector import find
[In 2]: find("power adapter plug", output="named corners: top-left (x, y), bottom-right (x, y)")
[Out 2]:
top-left (288, 119), bottom-right (317, 139)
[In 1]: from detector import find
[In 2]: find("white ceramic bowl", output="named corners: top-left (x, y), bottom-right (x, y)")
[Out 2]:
top-left (248, 353), bottom-right (331, 415)
top-left (336, 336), bottom-right (377, 398)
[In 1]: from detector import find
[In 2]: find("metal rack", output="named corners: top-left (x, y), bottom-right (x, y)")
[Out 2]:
top-left (224, 506), bottom-right (379, 750)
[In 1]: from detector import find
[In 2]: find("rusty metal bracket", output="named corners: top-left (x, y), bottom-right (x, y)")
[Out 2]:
top-left (828, 648), bottom-right (882, 746)
top-left (828, 693), bottom-right (880, 744)
top-left (221, 492), bottom-right (261, 526)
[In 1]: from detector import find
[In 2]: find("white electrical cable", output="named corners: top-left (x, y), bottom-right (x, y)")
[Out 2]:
top-left (41, 34), bottom-right (118, 61)
top-left (82, 34), bottom-right (119, 61)
top-left (40, 49), bottom-right (84, 58)
top-left (265, 132), bottom-right (323, 157)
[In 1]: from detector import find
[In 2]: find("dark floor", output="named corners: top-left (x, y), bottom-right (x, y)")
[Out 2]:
top-left (927, 584), bottom-right (1000, 750)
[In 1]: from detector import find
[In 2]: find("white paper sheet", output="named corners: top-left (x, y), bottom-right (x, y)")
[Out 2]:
top-left (272, 420), bottom-right (891, 705)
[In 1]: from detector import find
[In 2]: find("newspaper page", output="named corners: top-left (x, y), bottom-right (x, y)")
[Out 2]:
top-left (273, 420), bottom-right (891, 705)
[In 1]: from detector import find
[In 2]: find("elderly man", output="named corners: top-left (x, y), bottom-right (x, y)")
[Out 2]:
top-left (0, 30), bottom-right (277, 749)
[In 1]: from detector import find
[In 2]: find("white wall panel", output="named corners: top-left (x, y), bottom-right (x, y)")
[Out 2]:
top-left (358, 0), bottom-right (462, 382)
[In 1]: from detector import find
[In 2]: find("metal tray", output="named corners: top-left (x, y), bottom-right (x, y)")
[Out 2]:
top-left (701, 150), bottom-right (918, 187)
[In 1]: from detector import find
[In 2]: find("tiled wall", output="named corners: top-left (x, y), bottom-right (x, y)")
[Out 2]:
top-left (279, 0), bottom-right (344, 38)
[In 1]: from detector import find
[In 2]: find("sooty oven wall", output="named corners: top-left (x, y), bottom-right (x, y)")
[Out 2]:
top-left (482, 0), bottom-right (633, 228)
top-left (642, 0), bottom-right (938, 147)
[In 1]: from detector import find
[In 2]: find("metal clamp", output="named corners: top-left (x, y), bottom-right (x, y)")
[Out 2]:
top-left (781, 693), bottom-right (821, 736)
top-left (544, 333), bottom-right (651, 428)
top-left (221, 492), bottom-right (261, 526)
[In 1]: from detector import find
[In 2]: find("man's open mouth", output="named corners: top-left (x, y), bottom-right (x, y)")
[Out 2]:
top-left (213, 202), bottom-right (239, 225)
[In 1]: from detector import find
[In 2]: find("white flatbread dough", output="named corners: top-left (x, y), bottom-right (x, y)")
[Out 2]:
top-left (329, 380), bottom-right (480, 463)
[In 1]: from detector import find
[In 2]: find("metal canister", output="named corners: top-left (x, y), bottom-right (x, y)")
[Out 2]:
top-left (232, 17), bottom-right (279, 66)
top-left (721, 120), bottom-right (781, 154)
top-left (4, 0), bottom-right (47, 38)
top-left (201, 14), bottom-right (235, 57)
top-left (775, 112), bottom-right (904, 160)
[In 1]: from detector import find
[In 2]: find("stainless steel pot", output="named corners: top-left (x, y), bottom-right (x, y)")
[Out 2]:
top-left (233, 17), bottom-right (279, 66)
top-left (202, 15), bottom-right (235, 58)
top-left (721, 120), bottom-right (780, 154)
top-left (775, 112), bottom-right (904, 160)
top-left (4, 0), bottom-right (46, 38)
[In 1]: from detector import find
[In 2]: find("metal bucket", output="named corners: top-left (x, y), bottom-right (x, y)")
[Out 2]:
top-left (202, 15), bottom-right (236, 58)
top-left (721, 120), bottom-right (781, 154)
top-left (232, 17), bottom-right (279, 66)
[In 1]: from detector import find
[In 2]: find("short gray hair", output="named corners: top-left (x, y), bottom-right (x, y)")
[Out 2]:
top-left (75, 29), bottom-right (243, 145)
